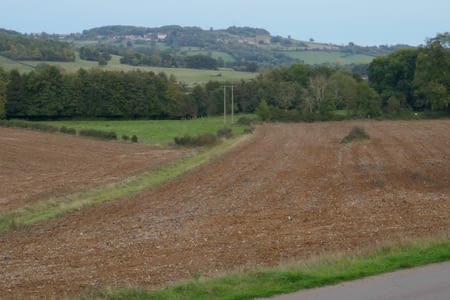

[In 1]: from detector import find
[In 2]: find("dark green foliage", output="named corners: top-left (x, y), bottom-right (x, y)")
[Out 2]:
top-left (131, 135), bottom-right (138, 143)
top-left (122, 134), bottom-right (130, 141)
top-left (60, 126), bottom-right (77, 135)
top-left (4, 67), bottom-right (181, 120)
top-left (0, 29), bottom-right (75, 61)
top-left (184, 54), bottom-right (218, 70)
top-left (0, 119), bottom-right (59, 132)
top-left (255, 100), bottom-right (271, 121)
top-left (341, 127), bottom-right (370, 144)
top-left (216, 127), bottom-right (232, 138)
top-left (174, 134), bottom-right (217, 147)
top-left (79, 46), bottom-right (112, 65)
top-left (236, 116), bottom-right (255, 126)
top-left (368, 34), bottom-right (450, 112)
top-left (79, 128), bottom-right (117, 140)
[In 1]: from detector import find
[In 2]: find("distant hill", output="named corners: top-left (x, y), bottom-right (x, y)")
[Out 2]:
top-left (0, 29), bottom-right (75, 62)
top-left (0, 25), bottom-right (415, 74)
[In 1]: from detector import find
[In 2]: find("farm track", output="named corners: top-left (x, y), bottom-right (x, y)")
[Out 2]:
top-left (0, 120), bottom-right (449, 298)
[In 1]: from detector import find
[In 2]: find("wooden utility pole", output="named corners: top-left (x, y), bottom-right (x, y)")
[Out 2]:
top-left (231, 85), bottom-right (234, 124)
top-left (223, 85), bottom-right (234, 125)
top-left (223, 86), bottom-right (227, 124)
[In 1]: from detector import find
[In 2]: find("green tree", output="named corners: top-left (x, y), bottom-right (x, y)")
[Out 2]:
top-left (355, 83), bottom-right (382, 118)
top-left (413, 40), bottom-right (450, 111)
top-left (326, 71), bottom-right (358, 113)
top-left (0, 67), bottom-right (7, 119)
top-left (256, 99), bottom-right (270, 121)
top-left (5, 70), bottom-right (25, 118)
top-left (368, 49), bottom-right (418, 109)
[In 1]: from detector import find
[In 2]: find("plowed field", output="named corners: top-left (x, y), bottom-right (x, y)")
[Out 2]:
top-left (0, 128), bottom-right (188, 213)
top-left (1, 120), bottom-right (449, 298)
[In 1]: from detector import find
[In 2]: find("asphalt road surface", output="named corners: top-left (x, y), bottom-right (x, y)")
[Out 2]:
top-left (265, 262), bottom-right (450, 300)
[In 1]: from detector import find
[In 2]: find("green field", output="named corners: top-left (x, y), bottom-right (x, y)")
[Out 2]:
top-left (0, 55), bottom-right (257, 86)
top-left (43, 115), bottom-right (253, 145)
top-left (284, 51), bottom-right (374, 65)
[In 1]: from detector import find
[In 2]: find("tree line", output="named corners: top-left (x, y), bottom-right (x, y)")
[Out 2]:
top-left (2, 65), bottom-right (192, 119)
top-left (0, 33), bottom-right (448, 121)
top-left (368, 33), bottom-right (450, 112)
top-left (0, 29), bottom-right (75, 62)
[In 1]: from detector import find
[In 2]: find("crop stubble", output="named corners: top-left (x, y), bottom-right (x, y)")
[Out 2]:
top-left (0, 120), bottom-right (449, 298)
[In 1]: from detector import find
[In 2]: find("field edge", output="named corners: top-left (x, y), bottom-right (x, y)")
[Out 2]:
top-left (87, 236), bottom-right (450, 300)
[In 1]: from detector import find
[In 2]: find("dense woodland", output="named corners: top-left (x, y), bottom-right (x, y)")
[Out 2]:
top-left (0, 33), bottom-right (448, 121)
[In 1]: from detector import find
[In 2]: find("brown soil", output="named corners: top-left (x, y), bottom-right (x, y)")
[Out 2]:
top-left (0, 128), bottom-right (189, 213)
top-left (0, 120), bottom-right (449, 299)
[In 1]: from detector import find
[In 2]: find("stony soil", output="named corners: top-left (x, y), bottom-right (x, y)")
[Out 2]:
top-left (0, 128), bottom-right (188, 213)
top-left (0, 120), bottom-right (449, 298)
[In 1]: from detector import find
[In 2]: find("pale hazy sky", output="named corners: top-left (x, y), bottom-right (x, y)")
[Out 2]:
top-left (1, 0), bottom-right (449, 46)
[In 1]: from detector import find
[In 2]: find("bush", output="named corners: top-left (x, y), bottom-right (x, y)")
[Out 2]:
top-left (60, 126), bottom-right (77, 135)
top-left (131, 135), bottom-right (138, 143)
top-left (236, 116), bottom-right (255, 126)
top-left (217, 127), bottom-right (233, 139)
top-left (0, 119), bottom-right (62, 132)
top-left (256, 100), bottom-right (271, 121)
top-left (79, 128), bottom-right (117, 140)
top-left (174, 134), bottom-right (217, 147)
top-left (341, 127), bottom-right (370, 144)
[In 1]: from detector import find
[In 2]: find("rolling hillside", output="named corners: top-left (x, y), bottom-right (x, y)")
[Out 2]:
top-left (0, 25), bottom-right (415, 79)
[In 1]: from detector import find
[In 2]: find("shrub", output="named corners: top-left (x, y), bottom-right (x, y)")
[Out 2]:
top-left (256, 100), bottom-right (271, 121)
top-left (217, 127), bottom-right (233, 139)
top-left (60, 126), bottom-right (77, 135)
top-left (174, 133), bottom-right (217, 147)
top-left (29, 123), bottom-right (59, 132)
top-left (131, 135), bottom-right (138, 143)
top-left (341, 127), bottom-right (370, 144)
top-left (236, 116), bottom-right (255, 126)
top-left (122, 134), bottom-right (130, 141)
top-left (79, 128), bottom-right (117, 140)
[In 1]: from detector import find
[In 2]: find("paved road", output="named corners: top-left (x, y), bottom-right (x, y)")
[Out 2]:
top-left (264, 262), bottom-right (450, 300)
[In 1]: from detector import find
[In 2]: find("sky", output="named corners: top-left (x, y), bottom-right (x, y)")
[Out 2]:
top-left (1, 0), bottom-right (449, 46)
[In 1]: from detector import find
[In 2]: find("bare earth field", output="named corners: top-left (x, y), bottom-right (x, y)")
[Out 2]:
top-left (0, 128), bottom-right (189, 213)
top-left (0, 120), bottom-right (449, 298)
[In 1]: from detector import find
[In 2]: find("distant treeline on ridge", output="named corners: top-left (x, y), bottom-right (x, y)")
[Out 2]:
top-left (0, 33), bottom-right (448, 121)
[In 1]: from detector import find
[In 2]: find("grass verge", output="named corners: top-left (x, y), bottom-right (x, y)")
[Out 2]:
top-left (0, 135), bottom-right (250, 233)
top-left (81, 238), bottom-right (450, 300)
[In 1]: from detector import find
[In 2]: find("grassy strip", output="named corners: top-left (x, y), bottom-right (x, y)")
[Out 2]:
top-left (0, 135), bottom-right (249, 233)
top-left (43, 116), bottom-right (253, 145)
top-left (88, 238), bottom-right (450, 300)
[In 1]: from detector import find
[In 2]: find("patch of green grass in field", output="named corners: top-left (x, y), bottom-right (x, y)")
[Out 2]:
top-left (83, 239), bottom-right (450, 300)
top-left (283, 51), bottom-right (374, 65)
top-left (0, 135), bottom-right (251, 233)
top-left (44, 115), bottom-right (253, 145)
top-left (0, 55), bottom-right (35, 72)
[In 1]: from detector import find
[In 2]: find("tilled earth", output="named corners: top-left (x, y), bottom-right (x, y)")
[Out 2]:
top-left (0, 128), bottom-right (189, 213)
top-left (0, 120), bottom-right (449, 298)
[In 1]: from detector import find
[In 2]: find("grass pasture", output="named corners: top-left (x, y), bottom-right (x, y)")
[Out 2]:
top-left (43, 115), bottom-right (253, 145)
top-left (0, 54), bottom-right (257, 85)
top-left (284, 50), bottom-right (374, 65)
